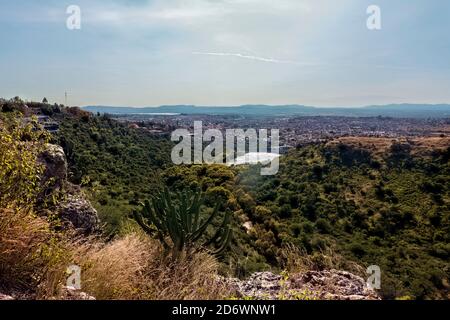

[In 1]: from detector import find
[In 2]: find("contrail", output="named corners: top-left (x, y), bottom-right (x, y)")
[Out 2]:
top-left (192, 51), bottom-right (440, 71)
top-left (192, 51), bottom-right (317, 66)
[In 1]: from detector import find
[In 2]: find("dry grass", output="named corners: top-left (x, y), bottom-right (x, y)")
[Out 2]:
top-left (0, 208), bottom-right (69, 296)
top-left (279, 244), bottom-right (365, 277)
top-left (327, 136), bottom-right (450, 159)
top-left (71, 234), bottom-right (229, 300)
top-left (0, 207), bottom-right (229, 300)
top-left (70, 234), bottom-right (155, 300)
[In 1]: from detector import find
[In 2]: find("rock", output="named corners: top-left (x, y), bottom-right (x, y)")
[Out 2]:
top-left (0, 293), bottom-right (14, 300)
top-left (221, 270), bottom-right (380, 300)
top-left (239, 272), bottom-right (282, 299)
top-left (290, 269), bottom-right (380, 300)
top-left (38, 144), bottom-right (67, 192)
top-left (60, 286), bottom-right (96, 300)
top-left (221, 272), bottom-right (284, 300)
top-left (37, 144), bottom-right (100, 234)
top-left (58, 185), bottom-right (100, 234)
top-left (242, 221), bottom-right (253, 234)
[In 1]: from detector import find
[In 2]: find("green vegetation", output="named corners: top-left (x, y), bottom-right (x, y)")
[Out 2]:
top-left (57, 111), bottom-right (449, 298)
top-left (2, 98), bottom-right (448, 299)
top-left (0, 115), bottom-right (49, 209)
top-left (0, 109), bottom-right (228, 300)
top-left (56, 113), bottom-right (173, 234)
top-left (236, 143), bottom-right (450, 299)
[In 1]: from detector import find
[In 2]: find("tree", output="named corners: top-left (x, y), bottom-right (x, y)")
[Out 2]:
top-left (42, 97), bottom-right (48, 104)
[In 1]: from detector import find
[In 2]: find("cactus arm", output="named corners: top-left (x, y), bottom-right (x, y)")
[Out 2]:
top-left (204, 210), bottom-right (231, 246)
top-left (210, 228), bottom-right (232, 256)
top-left (132, 210), bottom-right (154, 235)
top-left (133, 210), bottom-right (170, 249)
top-left (190, 203), bottom-right (220, 242)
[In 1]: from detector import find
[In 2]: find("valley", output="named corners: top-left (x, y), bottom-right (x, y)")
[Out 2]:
top-left (1, 98), bottom-right (449, 300)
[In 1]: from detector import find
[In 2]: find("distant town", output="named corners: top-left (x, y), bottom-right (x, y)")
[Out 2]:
top-left (110, 113), bottom-right (450, 152)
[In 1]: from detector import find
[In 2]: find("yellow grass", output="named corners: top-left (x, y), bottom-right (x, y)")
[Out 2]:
top-left (0, 208), bottom-right (230, 300)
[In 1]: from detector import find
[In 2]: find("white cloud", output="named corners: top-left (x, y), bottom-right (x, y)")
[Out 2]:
top-left (81, 0), bottom-right (321, 27)
top-left (192, 52), bottom-right (319, 66)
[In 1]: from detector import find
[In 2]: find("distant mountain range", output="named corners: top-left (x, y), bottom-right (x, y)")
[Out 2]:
top-left (83, 104), bottom-right (450, 118)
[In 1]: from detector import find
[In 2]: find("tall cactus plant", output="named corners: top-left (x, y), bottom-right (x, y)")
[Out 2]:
top-left (133, 187), bottom-right (232, 259)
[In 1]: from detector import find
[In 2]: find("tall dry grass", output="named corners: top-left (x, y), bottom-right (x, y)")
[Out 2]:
top-left (70, 233), bottom-right (230, 300)
top-left (279, 243), bottom-right (365, 277)
top-left (0, 208), bottom-right (70, 296)
top-left (0, 206), bottom-right (229, 300)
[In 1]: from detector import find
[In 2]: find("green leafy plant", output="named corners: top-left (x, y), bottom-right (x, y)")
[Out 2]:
top-left (133, 187), bottom-right (232, 259)
top-left (0, 115), bottom-right (49, 209)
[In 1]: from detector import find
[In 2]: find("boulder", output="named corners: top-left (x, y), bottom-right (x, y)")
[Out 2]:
top-left (58, 185), bottom-right (100, 234)
top-left (38, 144), bottom-right (67, 192)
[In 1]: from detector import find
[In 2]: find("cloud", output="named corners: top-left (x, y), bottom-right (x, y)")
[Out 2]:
top-left (74, 0), bottom-right (317, 27)
top-left (2, 0), bottom-right (449, 107)
top-left (192, 52), bottom-right (319, 66)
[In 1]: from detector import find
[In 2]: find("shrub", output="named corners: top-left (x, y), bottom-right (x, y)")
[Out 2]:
top-left (279, 204), bottom-right (292, 219)
top-left (301, 221), bottom-right (315, 234)
top-left (315, 218), bottom-right (332, 234)
top-left (0, 117), bottom-right (49, 209)
top-left (349, 243), bottom-right (366, 258)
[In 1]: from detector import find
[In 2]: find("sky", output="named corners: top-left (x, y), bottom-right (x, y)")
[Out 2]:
top-left (0, 0), bottom-right (449, 107)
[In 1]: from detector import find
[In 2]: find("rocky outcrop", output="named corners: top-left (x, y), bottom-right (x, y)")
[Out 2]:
top-left (59, 286), bottom-right (96, 300)
top-left (224, 272), bottom-right (284, 300)
top-left (0, 293), bottom-right (14, 300)
top-left (38, 144), bottom-right (100, 234)
top-left (223, 270), bottom-right (380, 300)
top-left (58, 185), bottom-right (100, 235)
top-left (0, 289), bottom-right (96, 301)
top-left (38, 144), bottom-right (67, 193)
top-left (290, 270), bottom-right (380, 300)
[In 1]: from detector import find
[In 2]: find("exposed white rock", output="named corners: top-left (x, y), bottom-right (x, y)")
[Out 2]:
top-left (0, 293), bottom-right (14, 300)
top-left (60, 286), bottom-right (96, 300)
top-left (231, 152), bottom-right (280, 166)
top-left (221, 270), bottom-right (380, 300)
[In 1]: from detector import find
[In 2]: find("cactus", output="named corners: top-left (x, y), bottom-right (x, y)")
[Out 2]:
top-left (133, 187), bottom-right (232, 259)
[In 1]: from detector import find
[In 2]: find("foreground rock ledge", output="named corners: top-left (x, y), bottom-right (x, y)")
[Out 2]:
top-left (222, 270), bottom-right (380, 300)
top-left (0, 293), bottom-right (14, 300)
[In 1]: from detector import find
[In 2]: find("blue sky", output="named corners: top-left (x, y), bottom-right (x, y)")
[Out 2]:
top-left (0, 0), bottom-right (449, 107)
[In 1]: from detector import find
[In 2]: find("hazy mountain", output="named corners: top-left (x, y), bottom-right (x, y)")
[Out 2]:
top-left (83, 104), bottom-right (450, 118)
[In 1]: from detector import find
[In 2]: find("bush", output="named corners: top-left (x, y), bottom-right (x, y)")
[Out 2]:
top-left (279, 204), bottom-right (292, 219)
top-left (301, 221), bottom-right (315, 234)
top-left (349, 243), bottom-right (366, 258)
top-left (315, 218), bottom-right (332, 234)
top-left (0, 117), bottom-right (49, 209)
